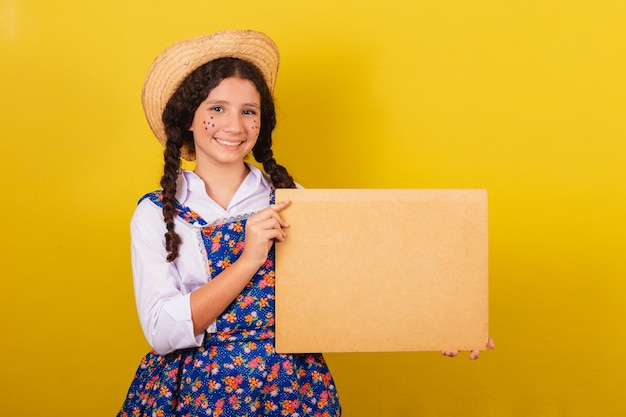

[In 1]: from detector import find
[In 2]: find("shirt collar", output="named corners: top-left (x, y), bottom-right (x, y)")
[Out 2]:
top-left (175, 163), bottom-right (269, 205)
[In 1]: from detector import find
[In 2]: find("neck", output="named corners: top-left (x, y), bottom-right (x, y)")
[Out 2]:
top-left (194, 162), bottom-right (250, 210)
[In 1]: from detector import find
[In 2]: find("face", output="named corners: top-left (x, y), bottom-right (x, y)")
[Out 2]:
top-left (189, 77), bottom-right (261, 168)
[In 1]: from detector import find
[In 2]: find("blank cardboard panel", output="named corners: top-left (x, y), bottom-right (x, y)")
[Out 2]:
top-left (274, 189), bottom-right (488, 353)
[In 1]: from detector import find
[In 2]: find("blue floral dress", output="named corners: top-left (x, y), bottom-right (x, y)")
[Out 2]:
top-left (118, 191), bottom-right (341, 417)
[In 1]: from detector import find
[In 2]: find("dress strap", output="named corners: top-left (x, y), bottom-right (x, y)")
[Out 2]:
top-left (138, 188), bottom-right (277, 227)
top-left (138, 191), bottom-right (209, 227)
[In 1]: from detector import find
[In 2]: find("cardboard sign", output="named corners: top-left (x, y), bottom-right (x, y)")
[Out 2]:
top-left (274, 189), bottom-right (488, 353)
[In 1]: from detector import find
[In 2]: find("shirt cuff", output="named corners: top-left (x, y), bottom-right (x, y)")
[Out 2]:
top-left (149, 293), bottom-right (204, 355)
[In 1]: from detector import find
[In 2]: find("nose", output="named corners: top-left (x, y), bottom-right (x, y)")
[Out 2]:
top-left (222, 113), bottom-right (244, 133)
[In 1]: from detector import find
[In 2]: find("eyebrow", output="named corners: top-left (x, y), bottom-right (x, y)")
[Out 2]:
top-left (205, 100), bottom-right (260, 108)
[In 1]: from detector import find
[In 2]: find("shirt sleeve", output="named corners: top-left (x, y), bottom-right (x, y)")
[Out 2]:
top-left (130, 199), bottom-right (205, 355)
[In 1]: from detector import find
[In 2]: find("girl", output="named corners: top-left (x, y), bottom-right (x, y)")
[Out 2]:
top-left (118, 30), bottom-right (341, 417)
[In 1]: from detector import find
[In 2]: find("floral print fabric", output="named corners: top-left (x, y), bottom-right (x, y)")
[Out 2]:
top-left (118, 191), bottom-right (341, 417)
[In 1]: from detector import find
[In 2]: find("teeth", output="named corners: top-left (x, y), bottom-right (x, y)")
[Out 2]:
top-left (215, 138), bottom-right (243, 146)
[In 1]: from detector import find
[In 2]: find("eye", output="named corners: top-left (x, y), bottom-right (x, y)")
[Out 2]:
top-left (210, 106), bottom-right (224, 113)
top-left (242, 109), bottom-right (258, 116)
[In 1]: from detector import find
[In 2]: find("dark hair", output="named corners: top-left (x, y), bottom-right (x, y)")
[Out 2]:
top-left (159, 57), bottom-right (295, 262)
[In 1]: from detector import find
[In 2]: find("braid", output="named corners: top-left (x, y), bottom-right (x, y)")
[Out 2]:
top-left (158, 61), bottom-right (213, 263)
top-left (253, 144), bottom-right (296, 189)
top-left (159, 126), bottom-right (185, 262)
top-left (251, 79), bottom-right (296, 189)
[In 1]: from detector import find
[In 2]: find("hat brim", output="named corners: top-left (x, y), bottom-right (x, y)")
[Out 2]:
top-left (141, 30), bottom-right (280, 160)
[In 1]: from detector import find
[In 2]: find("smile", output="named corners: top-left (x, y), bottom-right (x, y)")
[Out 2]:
top-left (215, 138), bottom-right (244, 146)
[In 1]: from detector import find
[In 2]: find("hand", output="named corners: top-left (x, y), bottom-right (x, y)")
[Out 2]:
top-left (239, 199), bottom-right (290, 268)
top-left (441, 336), bottom-right (495, 360)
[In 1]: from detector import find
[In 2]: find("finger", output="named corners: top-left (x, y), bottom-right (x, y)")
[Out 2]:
top-left (247, 227), bottom-right (287, 246)
top-left (469, 350), bottom-right (480, 360)
top-left (267, 225), bottom-right (288, 241)
top-left (487, 337), bottom-right (496, 350)
top-left (270, 199), bottom-right (291, 226)
top-left (257, 217), bottom-right (289, 237)
top-left (259, 229), bottom-right (288, 242)
top-left (271, 199), bottom-right (291, 211)
top-left (441, 350), bottom-right (459, 357)
top-left (266, 200), bottom-right (291, 223)
top-left (250, 218), bottom-right (287, 235)
top-left (250, 202), bottom-right (291, 227)
top-left (248, 212), bottom-right (283, 229)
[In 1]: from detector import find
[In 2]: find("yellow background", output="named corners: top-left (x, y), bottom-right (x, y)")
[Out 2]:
top-left (1, 0), bottom-right (624, 415)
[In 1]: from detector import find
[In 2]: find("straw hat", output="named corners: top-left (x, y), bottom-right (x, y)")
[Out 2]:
top-left (141, 30), bottom-right (280, 160)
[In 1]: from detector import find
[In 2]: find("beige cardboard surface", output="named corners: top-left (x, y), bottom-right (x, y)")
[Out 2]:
top-left (274, 189), bottom-right (488, 353)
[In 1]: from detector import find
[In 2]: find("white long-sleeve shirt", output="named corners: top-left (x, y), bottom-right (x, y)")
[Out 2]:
top-left (130, 164), bottom-right (274, 355)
